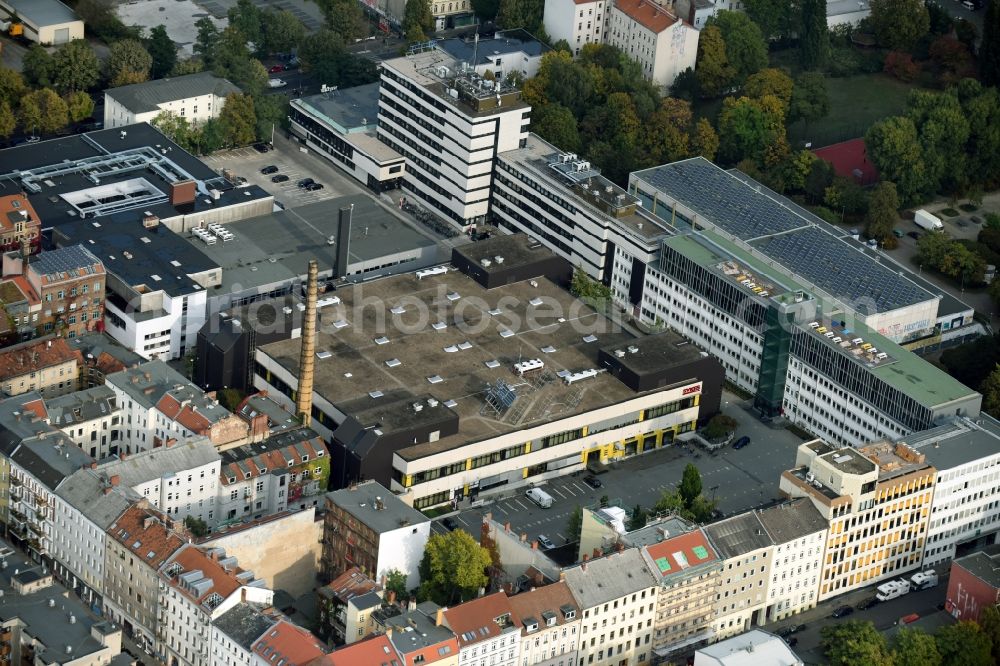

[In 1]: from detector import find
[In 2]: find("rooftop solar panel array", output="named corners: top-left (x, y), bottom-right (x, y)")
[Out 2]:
top-left (638, 158), bottom-right (937, 313)
top-left (751, 226), bottom-right (934, 313)
top-left (30, 245), bottom-right (101, 280)
top-left (635, 158), bottom-right (809, 240)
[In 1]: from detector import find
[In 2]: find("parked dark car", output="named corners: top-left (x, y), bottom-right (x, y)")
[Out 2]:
top-left (297, 177), bottom-right (315, 188)
top-left (787, 637), bottom-right (798, 647)
top-left (305, 182), bottom-right (324, 191)
top-left (907, 231), bottom-right (921, 240)
top-left (271, 174), bottom-right (289, 183)
top-left (441, 517), bottom-right (458, 531)
top-left (260, 165), bottom-right (279, 175)
top-left (776, 624), bottom-right (805, 638)
top-left (857, 597), bottom-right (879, 610)
top-left (583, 475), bottom-right (603, 489)
top-left (733, 436), bottom-right (750, 450)
top-left (253, 143), bottom-right (271, 153)
top-left (832, 605), bottom-right (854, 618)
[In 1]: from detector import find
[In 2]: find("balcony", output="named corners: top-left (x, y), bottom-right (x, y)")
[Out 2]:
top-left (8, 477), bottom-right (20, 488)
top-left (34, 496), bottom-right (47, 509)
top-left (8, 509), bottom-right (25, 524)
top-left (26, 538), bottom-right (42, 552)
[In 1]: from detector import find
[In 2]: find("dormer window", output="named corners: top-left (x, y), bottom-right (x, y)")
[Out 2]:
top-left (525, 621), bottom-right (538, 633)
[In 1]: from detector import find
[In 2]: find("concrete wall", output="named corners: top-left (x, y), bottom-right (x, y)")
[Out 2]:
top-left (201, 508), bottom-right (322, 598)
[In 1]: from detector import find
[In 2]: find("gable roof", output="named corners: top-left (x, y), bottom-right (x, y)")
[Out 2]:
top-left (703, 511), bottom-right (772, 559)
top-left (506, 581), bottom-right (579, 635)
top-left (562, 549), bottom-right (658, 609)
top-left (107, 504), bottom-right (186, 570)
top-left (444, 591), bottom-right (519, 648)
top-left (106, 72), bottom-right (241, 115)
top-left (642, 529), bottom-right (720, 581)
top-left (0, 336), bottom-right (82, 381)
top-left (252, 620), bottom-right (327, 665)
top-left (311, 634), bottom-right (400, 666)
top-left (614, 0), bottom-right (680, 32)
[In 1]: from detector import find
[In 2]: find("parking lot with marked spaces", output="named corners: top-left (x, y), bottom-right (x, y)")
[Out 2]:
top-left (202, 134), bottom-right (370, 208)
top-left (432, 390), bottom-right (809, 544)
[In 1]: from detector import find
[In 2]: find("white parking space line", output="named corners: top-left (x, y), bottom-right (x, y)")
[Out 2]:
top-left (556, 533), bottom-right (566, 541)
top-left (572, 482), bottom-right (590, 493)
top-left (559, 485), bottom-right (577, 497)
top-left (456, 514), bottom-right (470, 526)
top-left (513, 498), bottom-right (530, 511)
top-left (549, 487), bottom-right (568, 500)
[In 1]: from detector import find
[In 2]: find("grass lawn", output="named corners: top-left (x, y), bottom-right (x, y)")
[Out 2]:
top-left (787, 74), bottom-right (916, 148)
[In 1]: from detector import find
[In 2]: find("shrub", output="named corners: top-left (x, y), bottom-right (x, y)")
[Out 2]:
top-left (884, 51), bottom-right (920, 82)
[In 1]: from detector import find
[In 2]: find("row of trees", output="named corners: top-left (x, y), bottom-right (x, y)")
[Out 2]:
top-left (821, 610), bottom-right (1000, 666)
top-left (153, 91), bottom-right (286, 154)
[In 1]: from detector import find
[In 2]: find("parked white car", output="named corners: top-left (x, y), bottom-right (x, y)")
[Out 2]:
top-left (268, 78), bottom-right (288, 88)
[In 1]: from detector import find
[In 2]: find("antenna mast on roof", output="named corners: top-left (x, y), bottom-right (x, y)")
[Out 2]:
top-left (472, 33), bottom-right (479, 72)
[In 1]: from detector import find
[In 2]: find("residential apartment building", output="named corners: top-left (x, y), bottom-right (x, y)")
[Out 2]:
top-left (321, 481), bottom-right (431, 588)
top-left (756, 498), bottom-right (827, 621)
top-left (104, 504), bottom-right (186, 655)
top-left (50, 468), bottom-right (136, 611)
top-left (607, 0), bottom-right (699, 89)
top-left (0, 194), bottom-right (40, 254)
top-left (443, 592), bottom-right (522, 666)
top-left (103, 71), bottom-right (241, 128)
top-left (703, 513), bottom-right (773, 639)
top-left (316, 634), bottom-right (401, 666)
top-left (1, 244), bottom-right (106, 339)
top-left (218, 428), bottom-right (329, 526)
top-left (251, 620), bottom-right (327, 665)
top-left (377, 602), bottom-right (459, 666)
top-left (642, 529), bottom-right (721, 658)
top-left (211, 602), bottom-right (277, 666)
top-left (562, 549), bottom-right (659, 666)
top-left (780, 439), bottom-right (935, 601)
top-left (945, 544), bottom-right (1000, 622)
top-left (377, 48), bottom-right (530, 226)
top-left (97, 437), bottom-right (221, 526)
top-left (506, 581), bottom-right (581, 666)
top-left (159, 546), bottom-right (274, 666)
top-left (106, 360), bottom-right (249, 452)
top-left (45, 384), bottom-right (123, 458)
top-left (905, 415), bottom-right (1000, 567)
top-left (317, 567), bottom-right (383, 645)
top-left (543, 0), bottom-right (607, 55)
top-left (0, 336), bottom-right (83, 398)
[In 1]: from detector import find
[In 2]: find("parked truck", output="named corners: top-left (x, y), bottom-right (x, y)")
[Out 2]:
top-left (875, 579), bottom-right (912, 601)
top-left (914, 209), bottom-right (944, 231)
top-left (910, 571), bottom-right (939, 590)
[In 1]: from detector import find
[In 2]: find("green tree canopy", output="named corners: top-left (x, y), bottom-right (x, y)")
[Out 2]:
top-left (194, 18), bottom-right (220, 68)
top-left (692, 118), bottom-right (720, 161)
top-left (417, 530), bottom-right (491, 605)
top-left (789, 71), bottom-right (830, 124)
top-left (65, 91), bottom-right (95, 123)
top-left (52, 40), bottom-right (101, 92)
top-left (820, 620), bottom-right (893, 666)
top-left (228, 0), bottom-right (263, 45)
top-left (892, 628), bottom-right (941, 666)
top-left (702, 414), bottom-right (738, 440)
top-left (212, 27), bottom-right (268, 94)
top-left (982, 364), bottom-right (1000, 419)
top-left (22, 45), bottom-right (55, 88)
top-left (679, 463), bottom-right (703, 508)
top-left (870, 0), bottom-right (930, 51)
top-left (19, 89), bottom-right (69, 135)
top-left (934, 621), bottom-right (993, 666)
top-left (0, 68), bottom-right (25, 108)
top-left (744, 68), bottom-right (794, 116)
top-left (566, 505), bottom-right (583, 542)
top-left (253, 93), bottom-right (289, 143)
top-left (804, 158), bottom-right (835, 203)
top-left (0, 101), bottom-right (15, 139)
top-left (498, 0), bottom-right (543, 31)
top-left (695, 25), bottom-right (735, 97)
top-left (865, 115), bottom-right (927, 204)
top-left (147, 25), bottom-right (178, 79)
top-left (799, 0), bottom-right (829, 68)
top-left (717, 95), bottom-right (786, 164)
top-left (865, 181), bottom-right (900, 245)
top-left (744, 0), bottom-right (797, 40)
top-left (384, 568), bottom-right (409, 601)
top-left (707, 11), bottom-right (768, 84)
top-left (108, 38), bottom-right (153, 87)
top-left (403, 0), bottom-right (434, 42)
top-left (627, 504), bottom-right (647, 531)
top-left (316, 0), bottom-right (366, 41)
top-left (218, 93), bottom-right (257, 147)
top-left (184, 515), bottom-right (210, 537)
top-left (472, 0), bottom-right (500, 19)
top-left (262, 9), bottom-right (306, 55)
top-left (531, 103), bottom-right (581, 153)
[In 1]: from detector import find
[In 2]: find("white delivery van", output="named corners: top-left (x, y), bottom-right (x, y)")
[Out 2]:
top-left (875, 579), bottom-right (912, 601)
top-left (526, 487), bottom-right (554, 508)
top-left (910, 571), bottom-right (939, 590)
top-left (914, 209), bottom-right (944, 231)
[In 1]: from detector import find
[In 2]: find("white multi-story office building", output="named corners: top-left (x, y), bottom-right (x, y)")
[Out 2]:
top-left (607, 0), bottom-right (699, 89)
top-left (756, 499), bottom-right (827, 621)
top-left (908, 415), bottom-right (1000, 567)
top-left (377, 48), bottom-right (531, 227)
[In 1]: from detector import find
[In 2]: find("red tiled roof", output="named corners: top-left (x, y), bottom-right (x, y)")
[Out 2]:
top-left (221, 438), bottom-right (322, 485)
top-left (108, 504), bottom-right (186, 570)
top-left (444, 591), bottom-right (519, 648)
top-left (252, 621), bottom-right (327, 665)
top-left (0, 195), bottom-right (40, 233)
top-left (156, 393), bottom-right (214, 433)
top-left (310, 634), bottom-right (400, 666)
top-left (20, 397), bottom-right (47, 421)
top-left (324, 566), bottom-right (380, 602)
top-left (0, 337), bottom-right (83, 381)
top-left (506, 582), bottom-right (579, 634)
top-left (164, 547), bottom-right (245, 605)
top-left (644, 528), bottom-right (718, 578)
top-left (614, 0), bottom-right (679, 32)
top-left (9, 276), bottom-right (38, 305)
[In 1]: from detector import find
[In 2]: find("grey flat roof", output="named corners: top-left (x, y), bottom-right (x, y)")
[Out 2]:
top-left (294, 83), bottom-right (380, 132)
top-left (106, 72), bottom-right (240, 115)
top-left (384, 606), bottom-right (454, 654)
top-left (212, 603), bottom-right (275, 650)
top-left (703, 512), bottom-right (772, 559)
top-left (220, 195), bottom-right (436, 281)
top-left (601, 330), bottom-right (705, 377)
top-left (45, 384), bottom-right (118, 427)
top-left (954, 544), bottom-right (1000, 588)
top-left (13, 437), bottom-right (94, 490)
top-left (903, 415), bottom-right (1000, 471)
top-left (326, 480), bottom-right (429, 533)
top-left (437, 29), bottom-right (550, 66)
top-left (1, 0), bottom-right (78, 26)
top-left (562, 549), bottom-right (658, 608)
top-left (633, 158), bottom-right (938, 314)
top-left (756, 499), bottom-right (827, 545)
top-left (97, 437), bottom-right (219, 486)
top-left (55, 468), bottom-right (136, 530)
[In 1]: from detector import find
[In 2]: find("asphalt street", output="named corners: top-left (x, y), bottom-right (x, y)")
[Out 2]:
top-left (433, 390), bottom-right (809, 544)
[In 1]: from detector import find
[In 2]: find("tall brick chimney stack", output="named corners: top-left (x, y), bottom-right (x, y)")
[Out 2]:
top-left (296, 259), bottom-right (319, 426)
